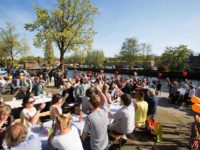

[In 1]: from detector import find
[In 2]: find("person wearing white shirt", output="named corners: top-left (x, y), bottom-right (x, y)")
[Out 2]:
top-left (48, 114), bottom-right (83, 150)
top-left (108, 93), bottom-right (135, 135)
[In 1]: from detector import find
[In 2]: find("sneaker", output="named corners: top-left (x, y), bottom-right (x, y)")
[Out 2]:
top-left (122, 135), bottom-right (127, 140)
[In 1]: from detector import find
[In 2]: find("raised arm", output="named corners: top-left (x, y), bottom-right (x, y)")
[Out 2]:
top-left (26, 103), bottom-right (46, 125)
top-left (114, 85), bottom-right (124, 96)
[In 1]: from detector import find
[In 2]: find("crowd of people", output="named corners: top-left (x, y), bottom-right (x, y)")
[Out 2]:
top-left (167, 78), bottom-right (197, 105)
top-left (0, 67), bottom-right (197, 150)
top-left (0, 69), bottom-right (162, 150)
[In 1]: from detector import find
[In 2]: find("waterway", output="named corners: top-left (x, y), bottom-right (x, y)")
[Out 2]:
top-left (67, 69), bottom-right (200, 97)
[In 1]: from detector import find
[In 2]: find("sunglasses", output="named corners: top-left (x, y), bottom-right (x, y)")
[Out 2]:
top-left (28, 100), bottom-right (35, 104)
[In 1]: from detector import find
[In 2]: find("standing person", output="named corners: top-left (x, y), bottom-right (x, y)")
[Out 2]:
top-left (48, 69), bottom-right (53, 83)
top-left (48, 114), bottom-right (83, 150)
top-left (75, 78), bottom-right (86, 104)
top-left (82, 94), bottom-right (109, 150)
top-left (4, 123), bottom-right (42, 150)
top-left (145, 88), bottom-right (158, 118)
top-left (20, 95), bottom-right (46, 128)
top-left (0, 76), bottom-right (7, 97)
top-left (156, 80), bottom-right (162, 95)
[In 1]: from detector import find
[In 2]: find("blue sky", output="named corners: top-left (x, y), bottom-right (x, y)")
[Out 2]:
top-left (0, 0), bottom-right (200, 58)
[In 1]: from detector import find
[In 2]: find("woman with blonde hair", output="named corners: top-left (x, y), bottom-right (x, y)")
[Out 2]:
top-left (0, 104), bottom-right (14, 149)
top-left (48, 114), bottom-right (83, 150)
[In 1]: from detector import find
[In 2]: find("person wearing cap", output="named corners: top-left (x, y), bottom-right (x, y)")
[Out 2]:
top-left (20, 95), bottom-right (46, 128)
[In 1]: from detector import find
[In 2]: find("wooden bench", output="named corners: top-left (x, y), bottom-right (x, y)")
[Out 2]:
top-left (109, 131), bottom-right (124, 150)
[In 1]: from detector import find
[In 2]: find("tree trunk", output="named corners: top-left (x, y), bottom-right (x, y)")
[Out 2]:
top-left (60, 51), bottom-right (64, 73)
top-left (11, 56), bottom-right (14, 67)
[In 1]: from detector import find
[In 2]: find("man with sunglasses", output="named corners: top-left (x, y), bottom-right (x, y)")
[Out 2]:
top-left (20, 95), bottom-right (46, 128)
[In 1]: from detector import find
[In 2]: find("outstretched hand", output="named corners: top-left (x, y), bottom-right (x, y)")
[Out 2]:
top-left (39, 103), bottom-right (46, 111)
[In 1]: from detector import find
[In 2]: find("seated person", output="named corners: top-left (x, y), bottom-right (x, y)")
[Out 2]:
top-left (49, 93), bottom-right (64, 122)
top-left (62, 81), bottom-right (76, 104)
top-left (34, 80), bottom-right (45, 96)
top-left (135, 91), bottom-right (148, 127)
top-left (81, 88), bottom-right (94, 114)
top-left (82, 94), bottom-right (109, 150)
top-left (146, 88), bottom-right (158, 118)
top-left (0, 105), bottom-right (14, 149)
top-left (48, 114), bottom-right (83, 150)
top-left (185, 84), bottom-right (195, 105)
top-left (15, 86), bottom-right (31, 100)
top-left (4, 122), bottom-right (42, 150)
top-left (20, 95), bottom-right (46, 128)
top-left (108, 86), bottom-right (135, 135)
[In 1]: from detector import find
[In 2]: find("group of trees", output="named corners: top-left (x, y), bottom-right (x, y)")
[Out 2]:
top-left (0, 0), bottom-right (191, 72)
top-left (65, 49), bottom-right (105, 66)
top-left (0, 23), bottom-right (30, 66)
top-left (0, 22), bottom-right (55, 67)
top-left (25, 0), bottom-right (98, 71)
top-left (159, 45), bottom-right (190, 71)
